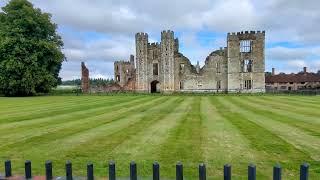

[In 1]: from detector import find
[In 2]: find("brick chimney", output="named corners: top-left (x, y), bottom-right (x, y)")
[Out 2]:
top-left (303, 67), bottom-right (307, 73)
top-left (272, 68), bottom-right (275, 75)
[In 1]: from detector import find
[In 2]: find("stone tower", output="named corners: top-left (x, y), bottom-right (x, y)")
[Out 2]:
top-left (114, 55), bottom-right (135, 87)
top-left (227, 31), bottom-right (265, 92)
top-left (135, 32), bottom-right (148, 92)
top-left (81, 62), bottom-right (89, 93)
top-left (161, 30), bottom-right (175, 92)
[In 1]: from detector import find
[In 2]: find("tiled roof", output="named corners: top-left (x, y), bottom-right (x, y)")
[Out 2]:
top-left (266, 73), bottom-right (320, 83)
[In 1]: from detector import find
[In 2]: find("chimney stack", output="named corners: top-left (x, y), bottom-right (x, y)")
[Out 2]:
top-left (272, 68), bottom-right (275, 75)
top-left (303, 67), bottom-right (307, 73)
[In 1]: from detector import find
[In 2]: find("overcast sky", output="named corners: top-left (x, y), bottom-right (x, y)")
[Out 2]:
top-left (1, 0), bottom-right (320, 80)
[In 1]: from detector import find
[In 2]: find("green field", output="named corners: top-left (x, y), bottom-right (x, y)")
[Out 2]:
top-left (0, 95), bottom-right (320, 179)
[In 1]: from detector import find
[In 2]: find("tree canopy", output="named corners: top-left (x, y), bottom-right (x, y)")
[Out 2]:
top-left (0, 0), bottom-right (65, 96)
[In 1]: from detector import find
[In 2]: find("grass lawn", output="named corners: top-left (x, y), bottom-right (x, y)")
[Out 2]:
top-left (0, 94), bottom-right (320, 179)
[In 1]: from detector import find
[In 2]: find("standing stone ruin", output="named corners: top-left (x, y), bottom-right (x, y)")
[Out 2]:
top-left (114, 30), bottom-right (266, 93)
top-left (81, 62), bottom-right (89, 93)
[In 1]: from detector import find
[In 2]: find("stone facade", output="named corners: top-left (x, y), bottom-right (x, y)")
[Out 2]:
top-left (81, 62), bottom-right (89, 93)
top-left (115, 30), bottom-right (266, 93)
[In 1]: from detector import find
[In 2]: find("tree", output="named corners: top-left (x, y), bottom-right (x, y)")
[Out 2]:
top-left (0, 0), bottom-right (65, 96)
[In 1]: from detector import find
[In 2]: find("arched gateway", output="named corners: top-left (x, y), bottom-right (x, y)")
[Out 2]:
top-left (151, 80), bottom-right (160, 93)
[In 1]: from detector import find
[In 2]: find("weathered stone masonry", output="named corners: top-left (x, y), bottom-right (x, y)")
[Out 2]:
top-left (81, 62), bottom-right (89, 93)
top-left (114, 30), bottom-right (266, 93)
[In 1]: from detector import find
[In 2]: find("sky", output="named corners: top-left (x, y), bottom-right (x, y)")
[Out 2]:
top-left (1, 0), bottom-right (320, 80)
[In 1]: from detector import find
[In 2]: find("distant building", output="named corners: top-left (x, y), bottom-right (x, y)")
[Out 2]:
top-left (266, 67), bottom-right (320, 91)
top-left (114, 30), bottom-right (266, 93)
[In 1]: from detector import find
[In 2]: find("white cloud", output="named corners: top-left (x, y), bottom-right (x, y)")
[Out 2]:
top-left (267, 46), bottom-right (320, 61)
top-left (2, 0), bottom-right (320, 79)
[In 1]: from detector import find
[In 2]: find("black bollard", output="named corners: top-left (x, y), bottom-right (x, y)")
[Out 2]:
top-left (130, 161), bottom-right (137, 180)
top-left (66, 161), bottom-right (72, 180)
top-left (153, 162), bottom-right (160, 180)
top-left (87, 163), bottom-right (94, 180)
top-left (45, 160), bottom-right (53, 180)
top-left (176, 162), bottom-right (183, 180)
top-left (25, 160), bottom-right (32, 179)
top-left (224, 164), bottom-right (231, 180)
top-left (5, 160), bottom-right (12, 177)
top-left (273, 164), bottom-right (281, 180)
top-left (109, 161), bottom-right (116, 180)
top-left (199, 163), bottom-right (206, 180)
top-left (248, 164), bottom-right (256, 180)
top-left (300, 163), bottom-right (309, 180)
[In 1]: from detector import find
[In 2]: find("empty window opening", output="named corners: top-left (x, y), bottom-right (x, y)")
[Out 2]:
top-left (244, 80), bottom-right (252, 90)
top-left (153, 63), bottom-right (159, 75)
top-left (216, 62), bottom-right (221, 73)
top-left (240, 40), bottom-right (252, 53)
top-left (116, 75), bottom-right (120, 82)
top-left (242, 60), bottom-right (253, 72)
top-left (180, 81), bottom-right (184, 90)
top-left (126, 69), bottom-right (129, 73)
top-left (180, 64), bottom-right (185, 72)
top-left (116, 66), bottom-right (119, 71)
top-left (217, 80), bottom-right (221, 89)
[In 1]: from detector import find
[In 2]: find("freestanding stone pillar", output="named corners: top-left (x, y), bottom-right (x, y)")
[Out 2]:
top-left (81, 62), bottom-right (89, 93)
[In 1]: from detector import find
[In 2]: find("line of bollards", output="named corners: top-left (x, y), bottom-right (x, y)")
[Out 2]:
top-left (2, 160), bottom-right (310, 180)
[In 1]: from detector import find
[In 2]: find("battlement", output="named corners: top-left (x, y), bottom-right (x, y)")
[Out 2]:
top-left (227, 30), bottom-right (265, 36)
top-left (135, 32), bottom-right (148, 39)
top-left (227, 30), bottom-right (265, 41)
top-left (161, 30), bottom-right (174, 39)
top-left (149, 42), bottom-right (160, 47)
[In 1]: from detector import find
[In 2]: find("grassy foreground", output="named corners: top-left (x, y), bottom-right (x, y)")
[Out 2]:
top-left (0, 95), bottom-right (320, 179)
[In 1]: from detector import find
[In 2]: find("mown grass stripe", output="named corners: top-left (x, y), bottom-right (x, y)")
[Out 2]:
top-left (0, 96), bottom-right (162, 150)
top-left (244, 96), bottom-right (320, 125)
top-left (0, 96), bottom-right (152, 143)
top-left (50, 97), bottom-right (184, 176)
top-left (155, 97), bottom-right (203, 178)
top-left (0, 96), bottom-right (140, 123)
top-left (202, 97), bottom-right (256, 178)
top-left (258, 96), bottom-right (320, 115)
top-left (0, 96), bottom-right (98, 114)
top-left (214, 96), bottom-right (318, 179)
top-left (234, 96), bottom-right (320, 137)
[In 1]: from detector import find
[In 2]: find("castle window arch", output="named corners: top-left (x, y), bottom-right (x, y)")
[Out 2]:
top-left (240, 40), bottom-right (252, 53)
top-left (216, 61), bottom-right (221, 73)
top-left (242, 59), bottom-right (253, 72)
top-left (153, 63), bottom-right (159, 75)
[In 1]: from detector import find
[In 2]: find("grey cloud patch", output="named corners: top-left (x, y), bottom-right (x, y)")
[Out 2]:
top-left (267, 46), bottom-right (320, 61)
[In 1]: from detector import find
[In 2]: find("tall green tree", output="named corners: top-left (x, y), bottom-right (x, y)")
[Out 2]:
top-left (0, 0), bottom-right (65, 96)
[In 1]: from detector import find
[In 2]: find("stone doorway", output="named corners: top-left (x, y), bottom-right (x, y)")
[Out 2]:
top-left (151, 80), bottom-right (160, 93)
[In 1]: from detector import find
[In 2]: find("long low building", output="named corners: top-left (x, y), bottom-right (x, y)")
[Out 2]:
top-left (266, 67), bottom-right (320, 91)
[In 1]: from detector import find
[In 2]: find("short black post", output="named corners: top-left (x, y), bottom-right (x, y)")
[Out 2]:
top-left (199, 163), bottom-right (206, 180)
top-left (224, 164), bottom-right (231, 180)
top-left (5, 160), bottom-right (12, 177)
top-left (45, 160), bottom-right (53, 180)
top-left (176, 162), bottom-right (183, 180)
top-left (300, 163), bottom-right (309, 180)
top-left (130, 161), bottom-right (137, 180)
top-left (87, 163), bottom-right (94, 180)
top-left (153, 162), bottom-right (160, 180)
top-left (25, 160), bottom-right (32, 179)
top-left (66, 161), bottom-right (72, 180)
top-left (273, 164), bottom-right (281, 180)
top-left (248, 164), bottom-right (256, 180)
top-left (109, 161), bottom-right (116, 180)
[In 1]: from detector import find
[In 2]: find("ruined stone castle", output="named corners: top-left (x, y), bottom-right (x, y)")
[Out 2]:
top-left (114, 30), bottom-right (266, 93)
